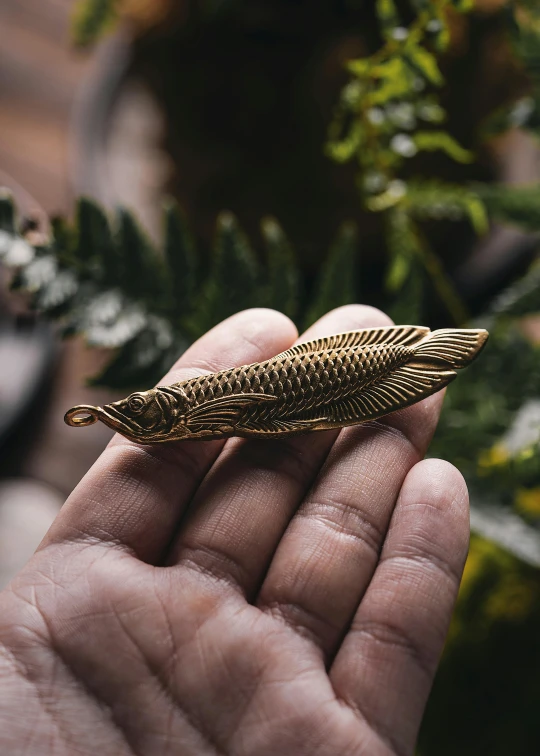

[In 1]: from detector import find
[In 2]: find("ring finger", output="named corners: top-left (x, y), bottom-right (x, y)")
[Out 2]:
top-left (256, 366), bottom-right (445, 660)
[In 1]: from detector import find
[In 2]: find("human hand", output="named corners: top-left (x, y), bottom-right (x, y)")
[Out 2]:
top-left (0, 305), bottom-right (469, 756)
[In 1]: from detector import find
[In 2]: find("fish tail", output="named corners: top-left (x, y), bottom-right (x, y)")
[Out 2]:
top-left (411, 328), bottom-right (488, 369)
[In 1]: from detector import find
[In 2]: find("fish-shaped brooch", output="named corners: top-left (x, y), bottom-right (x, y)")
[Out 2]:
top-left (64, 325), bottom-right (488, 444)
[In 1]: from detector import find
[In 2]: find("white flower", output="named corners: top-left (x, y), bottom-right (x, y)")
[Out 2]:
top-left (363, 171), bottom-right (387, 194)
top-left (38, 271), bottom-right (78, 309)
top-left (392, 27), bottom-right (408, 41)
top-left (387, 180), bottom-right (407, 199)
top-left (390, 133), bottom-right (417, 157)
top-left (510, 97), bottom-right (535, 127)
top-left (86, 306), bottom-right (147, 348)
top-left (427, 19), bottom-right (443, 34)
top-left (343, 81), bottom-right (362, 106)
top-left (21, 255), bottom-right (56, 288)
top-left (85, 290), bottom-right (124, 325)
top-left (418, 102), bottom-right (445, 123)
top-left (367, 107), bottom-right (385, 125)
top-left (147, 315), bottom-right (174, 350)
top-left (4, 237), bottom-right (34, 267)
top-left (387, 102), bottom-right (416, 129)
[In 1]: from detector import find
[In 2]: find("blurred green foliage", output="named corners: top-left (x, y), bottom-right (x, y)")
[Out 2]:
top-left (3, 0), bottom-right (540, 752)
top-left (326, 0), bottom-right (481, 324)
top-left (420, 534), bottom-right (540, 754)
top-left (0, 185), bottom-right (538, 526)
top-left (0, 192), bottom-right (362, 386)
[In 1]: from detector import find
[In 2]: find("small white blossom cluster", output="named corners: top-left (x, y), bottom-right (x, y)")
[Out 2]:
top-left (509, 97), bottom-right (535, 128)
top-left (0, 230), bottom-right (34, 267)
top-left (390, 133), bottom-right (417, 157)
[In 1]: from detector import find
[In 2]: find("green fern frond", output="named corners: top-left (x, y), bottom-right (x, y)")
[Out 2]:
top-left (405, 45), bottom-right (444, 86)
top-left (412, 131), bottom-right (474, 163)
top-left (388, 266), bottom-right (424, 325)
top-left (0, 189), bottom-right (16, 234)
top-left (487, 261), bottom-right (540, 318)
top-left (74, 197), bottom-right (118, 282)
top-left (476, 183), bottom-right (540, 232)
top-left (305, 221), bottom-right (359, 328)
top-left (326, 122), bottom-right (364, 164)
top-left (384, 207), bottom-right (469, 325)
top-left (196, 211), bottom-right (260, 333)
top-left (384, 209), bottom-right (416, 292)
top-left (163, 201), bottom-right (198, 320)
top-left (326, 0), bottom-right (477, 324)
top-left (261, 217), bottom-right (300, 322)
top-left (115, 208), bottom-right (167, 306)
top-left (375, 0), bottom-right (401, 40)
top-left (406, 180), bottom-right (489, 235)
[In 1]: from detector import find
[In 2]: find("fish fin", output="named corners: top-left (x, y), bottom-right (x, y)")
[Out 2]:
top-left (276, 325), bottom-right (429, 360)
top-left (325, 365), bottom-right (457, 425)
top-left (411, 328), bottom-right (489, 368)
top-left (239, 415), bottom-right (318, 434)
top-left (185, 393), bottom-right (277, 431)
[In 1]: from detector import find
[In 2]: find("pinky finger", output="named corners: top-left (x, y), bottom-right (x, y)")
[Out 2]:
top-left (330, 459), bottom-right (469, 756)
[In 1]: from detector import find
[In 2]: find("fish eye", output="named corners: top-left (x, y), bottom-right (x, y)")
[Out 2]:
top-left (128, 394), bottom-right (146, 412)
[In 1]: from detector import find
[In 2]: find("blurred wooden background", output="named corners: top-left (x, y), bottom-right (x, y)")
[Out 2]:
top-left (0, 0), bottom-right (91, 212)
top-left (0, 0), bottom-right (115, 586)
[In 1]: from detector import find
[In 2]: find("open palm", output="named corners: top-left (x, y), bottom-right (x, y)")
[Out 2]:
top-left (0, 305), bottom-right (469, 756)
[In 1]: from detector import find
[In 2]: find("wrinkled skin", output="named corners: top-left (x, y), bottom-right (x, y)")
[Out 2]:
top-left (0, 305), bottom-right (469, 756)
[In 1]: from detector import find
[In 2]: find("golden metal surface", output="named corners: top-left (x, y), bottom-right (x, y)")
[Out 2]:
top-left (65, 325), bottom-right (488, 444)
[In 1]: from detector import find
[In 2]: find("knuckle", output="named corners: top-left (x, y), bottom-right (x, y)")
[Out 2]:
top-left (352, 617), bottom-right (435, 679)
top-left (299, 496), bottom-right (385, 557)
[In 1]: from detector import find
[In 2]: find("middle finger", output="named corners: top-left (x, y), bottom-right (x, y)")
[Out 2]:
top-left (168, 305), bottom-right (392, 594)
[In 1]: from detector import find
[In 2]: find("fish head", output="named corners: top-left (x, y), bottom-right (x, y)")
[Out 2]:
top-left (65, 385), bottom-right (192, 443)
top-left (102, 389), bottom-right (169, 440)
top-left (65, 387), bottom-right (279, 443)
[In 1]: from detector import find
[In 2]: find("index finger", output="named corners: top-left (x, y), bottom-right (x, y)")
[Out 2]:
top-left (40, 309), bottom-right (297, 563)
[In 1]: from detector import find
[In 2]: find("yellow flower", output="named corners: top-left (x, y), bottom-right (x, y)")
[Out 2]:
top-left (477, 443), bottom-right (509, 475)
top-left (515, 487), bottom-right (540, 518)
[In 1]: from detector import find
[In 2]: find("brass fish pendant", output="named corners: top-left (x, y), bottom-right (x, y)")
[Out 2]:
top-left (64, 325), bottom-right (488, 444)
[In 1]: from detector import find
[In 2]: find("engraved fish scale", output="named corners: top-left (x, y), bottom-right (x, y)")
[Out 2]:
top-left (182, 342), bottom-right (409, 415)
top-left (172, 326), bottom-right (487, 434)
top-left (64, 325), bottom-right (489, 442)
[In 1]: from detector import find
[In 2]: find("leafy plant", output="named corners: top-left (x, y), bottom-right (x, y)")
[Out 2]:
top-left (322, 0), bottom-right (540, 329)
top-left (0, 192), bottom-right (360, 388)
top-left (3, 187), bottom-right (540, 756)
top-left (326, 0), bottom-right (483, 323)
top-left (420, 530), bottom-right (540, 755)
top-left (2, 0), bottom-right (538, 512)
top-left (1, 186), bottom-right (540, 517)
